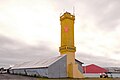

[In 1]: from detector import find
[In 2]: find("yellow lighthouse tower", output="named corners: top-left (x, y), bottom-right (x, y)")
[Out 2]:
top-left (59, 12), bottom-right (84, 78)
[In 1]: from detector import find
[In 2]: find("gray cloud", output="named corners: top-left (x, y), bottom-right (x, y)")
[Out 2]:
top-left (76, 52), bottom-right (120, 67)
top-left (0, 34), bottom-right (119, 68)
top-left (0, 0), bottom-right (120, 68)
top-left (81, 0), bottom-right (120, 31)
top-left (0, 35), bottom-right (58, 67)
top-left (54, 0), bottom-right (120, 31)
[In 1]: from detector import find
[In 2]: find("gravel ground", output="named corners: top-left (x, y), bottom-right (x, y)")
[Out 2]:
top-left (0, 74), bottom-right (37, 80)
top-left (0, 74), bottom-right (120, 80)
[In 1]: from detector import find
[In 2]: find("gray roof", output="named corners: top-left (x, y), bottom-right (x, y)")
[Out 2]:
top-left (12, 54), bottom-right (83, 69)
top-left (75, 59), bottom-right (84, 64)
top-left (12, 54), bottom-right (66, 69)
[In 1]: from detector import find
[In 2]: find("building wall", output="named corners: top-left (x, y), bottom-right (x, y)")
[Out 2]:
top-left (12, 69), bottom-right (26, 75)
top-left (75, 61), bottom-right (83, 73)
top-left (11, 68), bottom-right (48, 77)
top-left (48, 55), bottom-right (67, 78)
top-left (10, 55), bottom-right (67, 78)
top-left (26, 68), bottom-right (48, 77)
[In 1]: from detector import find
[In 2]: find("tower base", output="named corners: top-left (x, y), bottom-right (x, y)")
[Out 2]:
top-left (68, 63), bottom-right (84, 78)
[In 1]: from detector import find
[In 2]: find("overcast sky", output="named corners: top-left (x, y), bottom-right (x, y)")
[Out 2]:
top-left (0, 0), bottom-right (120, 67)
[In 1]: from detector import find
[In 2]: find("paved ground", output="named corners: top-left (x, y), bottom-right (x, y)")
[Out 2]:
top-left (0, 74), bottom-right (37, 80)
top-left (1, 74), bottom-right (120, 80)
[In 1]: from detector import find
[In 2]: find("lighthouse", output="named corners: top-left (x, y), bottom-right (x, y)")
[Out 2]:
top-left (59, 12), bottom-right (84, 78)
top-left (10, 12), bottom-right (84, 79)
